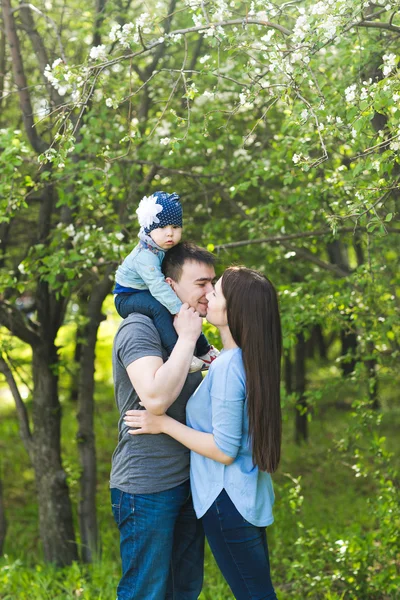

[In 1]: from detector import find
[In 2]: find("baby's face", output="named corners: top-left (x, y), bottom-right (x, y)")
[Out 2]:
top-left (150, 225), bottom-right (182, 250)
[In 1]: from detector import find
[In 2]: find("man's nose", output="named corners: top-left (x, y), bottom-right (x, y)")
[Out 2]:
top-left (205, 282), bottom-right (214, 293)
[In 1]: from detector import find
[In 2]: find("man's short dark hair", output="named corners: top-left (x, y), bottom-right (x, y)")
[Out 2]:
top-left (162, 241), bottom-right (216, 282)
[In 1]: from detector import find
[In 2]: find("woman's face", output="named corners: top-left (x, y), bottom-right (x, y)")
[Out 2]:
top-left (206, 278), bottom-right (228, 327)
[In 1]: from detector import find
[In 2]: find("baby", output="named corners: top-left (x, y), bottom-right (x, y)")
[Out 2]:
top-left (114, 191), bottom-right (219, 372)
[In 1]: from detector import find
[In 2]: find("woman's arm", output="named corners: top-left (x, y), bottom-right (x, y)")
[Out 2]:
top-left (124, 410), bottom-right (234, 465)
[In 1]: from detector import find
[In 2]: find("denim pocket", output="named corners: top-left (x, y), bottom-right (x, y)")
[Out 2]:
top-left (111, 489), bottom-right (135, 527)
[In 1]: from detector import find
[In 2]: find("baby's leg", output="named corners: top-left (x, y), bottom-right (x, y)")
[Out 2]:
top-left (195, 333), bottom-right (210, 357)
top-left (115, 291), bottom-right (178, 354)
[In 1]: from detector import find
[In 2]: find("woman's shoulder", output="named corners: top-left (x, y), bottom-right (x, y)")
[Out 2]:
top-left (210, 348), bottom-right (244, 376)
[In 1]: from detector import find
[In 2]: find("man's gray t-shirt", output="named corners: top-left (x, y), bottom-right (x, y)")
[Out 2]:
top-left (110, 313), bottom-right (202, 494)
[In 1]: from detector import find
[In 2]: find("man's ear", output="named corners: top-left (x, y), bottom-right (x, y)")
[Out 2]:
top-left (165, 276), bottom-right (175, 289)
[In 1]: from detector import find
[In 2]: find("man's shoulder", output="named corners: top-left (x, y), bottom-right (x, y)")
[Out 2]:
top-left (115, 314), bottom-right (159, 344)
top-left (113, 314), bottom-right (163, 363)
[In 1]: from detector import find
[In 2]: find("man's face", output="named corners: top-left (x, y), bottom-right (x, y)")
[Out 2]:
top-left (166, 260), bottom-right (215, 317)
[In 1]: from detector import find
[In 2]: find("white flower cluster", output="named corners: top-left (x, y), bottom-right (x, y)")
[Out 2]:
top-left (89, 44), bottom-right (107, 61)
top-left (212, 0), bottom-right (232, 21)
top-left (199, 54), bottom-right (211, 65)
top-left (292, 11), bottom-right (311, 43)
top-left (110, 23), bottom-right (138, 47)
top-left (292, 153), bottom-right (302, 164)
top-left (382, 53), bottom-right (397, 77)
top-left (44, 58), bottom-right (71, 96)
top-left (318, 13), bottom-right (339, 41)
top-left (185, 0), bottom-right (201, 8)
top-left (260, 31), bottom-right (275, 46)
top-left (344, 84), bottom-right (357, 103)
top-left (390, 127), bottom-right (400, 151)
top-left (192, 13), bottom-right (206, 28)
top-left (109, 14), bottom-right (154, 48)
top-left (238, 89), bottom-right (253, 109)
top-left (292, 1), bottom-right (352, 45)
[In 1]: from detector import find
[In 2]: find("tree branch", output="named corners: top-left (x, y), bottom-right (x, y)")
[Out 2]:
top-left (0, 354), bottom-right (33, 458)
top-left (2, 0), bottom-right (48, 154)
top-left (18, 3), bottom-right (64, 107)
top-left (354, 20), bottom-right (400, 33)
top-left (0, 302), bottom-right (41, 347)
top-left (282, 243), bottom-right (351, 278)
top-left (213, 227), bottom-right (383, 250)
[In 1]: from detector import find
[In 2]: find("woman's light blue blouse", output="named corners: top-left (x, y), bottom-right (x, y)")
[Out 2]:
top-left (186, 347), bottom-right (275, 527)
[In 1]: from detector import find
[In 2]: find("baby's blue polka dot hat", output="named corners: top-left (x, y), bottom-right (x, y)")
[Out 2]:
top-left (143, 191), bottom-right (182, 234)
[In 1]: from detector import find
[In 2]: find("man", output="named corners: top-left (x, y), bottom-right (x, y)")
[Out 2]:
top-left (110, 242), bottom-right (216, 600)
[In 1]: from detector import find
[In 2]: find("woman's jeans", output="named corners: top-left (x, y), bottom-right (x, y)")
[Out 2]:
top-left (115, 291), bottom-right (210, 356)
top-left (111, 481), bottom-right (204, 600)
top-left (202, 489), bottom-right (277, 600)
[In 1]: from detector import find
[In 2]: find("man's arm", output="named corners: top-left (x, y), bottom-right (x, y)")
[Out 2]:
top-left (126, 304), bottom-right (202, 415)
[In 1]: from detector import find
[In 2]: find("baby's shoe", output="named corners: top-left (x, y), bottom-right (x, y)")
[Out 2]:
top-left (189, 355), bottom-right (205, 373)
top-left (199, 345), bottom-right (220, 370)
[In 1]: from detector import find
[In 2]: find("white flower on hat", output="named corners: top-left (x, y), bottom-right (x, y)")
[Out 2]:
top-left (136, 195), bottom-right (163, 229)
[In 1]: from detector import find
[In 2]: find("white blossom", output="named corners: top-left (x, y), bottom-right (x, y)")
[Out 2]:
top-left (382, 53), bottom-right (397, 77)
top-left (292, 153), bottom-right (301, 164)
top-left (106, 97), bottom-right (117, 108)
top-left (293, 14), bottom-right (311, 43)
top-left (345, 84), bottom-right (357, 103)
top-left (65, 224), bottom-right (75, 237)
top-left (89, 44), bottom-right (107, 61)
top-left (261, 31), bottom-right (275, 44)
top-left (160, 137), bottom-right (170, 145)
top-left (199, 54), bottom-right (211, 64)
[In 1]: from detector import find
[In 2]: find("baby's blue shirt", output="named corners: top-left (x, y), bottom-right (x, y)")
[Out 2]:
top-left (115, 234), bottom-right (182, 315)
top-left (186, 347), bottom-right (275, 527)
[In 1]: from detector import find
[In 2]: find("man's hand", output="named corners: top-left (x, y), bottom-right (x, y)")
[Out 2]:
top-left (173, 303), bottom-right (203, 343)
top-left (124, 409), bottom-right (167, 434)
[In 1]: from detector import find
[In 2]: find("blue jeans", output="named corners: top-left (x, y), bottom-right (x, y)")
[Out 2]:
top-left (201, 489), bottom-right (277, 600)
top-left (115, 291), bottom-right (210, 356)
top-left (111, 481), bottom-right (204, 600)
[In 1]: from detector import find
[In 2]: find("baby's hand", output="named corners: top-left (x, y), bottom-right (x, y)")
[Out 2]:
top-left (124, 409), bottom-right (166, 435)
top-left (173, 303), bottom-right (203, 342)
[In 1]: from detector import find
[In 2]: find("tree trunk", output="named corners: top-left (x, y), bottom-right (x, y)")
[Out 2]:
top-left (294, 332), bottom-right (308, 444)
top-left (0, 475), bottom-right (7, 556)
top-left (31, 344), bottom-right (78, 565)
top-left (284, 352), bottom-right (292, 395)
top-left (76, 267), bottom-right (114, 563)
top-left (340, 329), bottom-right (357, 376)
top-left (365, 342), bottom-right (380, 410)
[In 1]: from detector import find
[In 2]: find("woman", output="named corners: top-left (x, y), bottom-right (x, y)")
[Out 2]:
top-left (124, 266), bottom-right (282, 599)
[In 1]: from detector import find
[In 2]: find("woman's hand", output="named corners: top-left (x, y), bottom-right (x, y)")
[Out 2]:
top-left (124, 409), bottom-right (167, 435)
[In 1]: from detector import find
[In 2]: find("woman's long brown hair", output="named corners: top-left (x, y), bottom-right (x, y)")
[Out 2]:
top-left (221, 267), bottom-right (282, 473)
